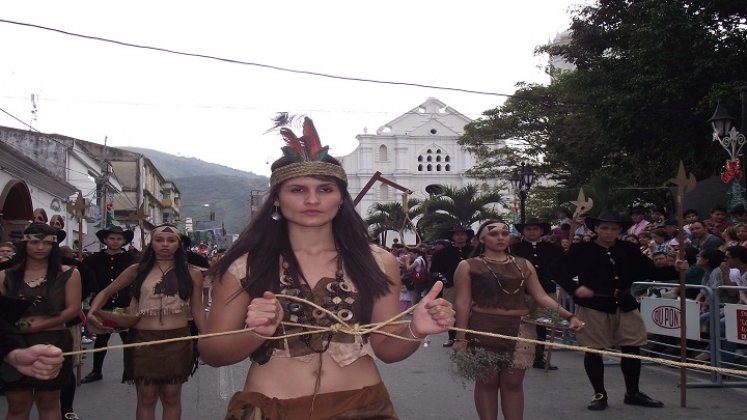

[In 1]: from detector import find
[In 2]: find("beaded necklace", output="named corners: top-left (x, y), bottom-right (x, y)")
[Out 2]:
top-left (479, 254), bottom-right (525, 295)
top-left (279, 253), bottom-right (351, 353)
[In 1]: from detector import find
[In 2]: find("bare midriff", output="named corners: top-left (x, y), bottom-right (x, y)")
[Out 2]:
top-left (471, 306), bottom-right (530, 317)
top-left (17, 316), bottom-right (66, 332)
top-left (133, 310), bottom-right (189, 330)
top-left (243, 353), bottom-right (382, 398)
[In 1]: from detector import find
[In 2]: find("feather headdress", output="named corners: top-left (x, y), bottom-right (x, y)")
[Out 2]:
top-left (268, 113), bottom-right (347, 187)
top-left (268, 113), bottom-right (330, 163)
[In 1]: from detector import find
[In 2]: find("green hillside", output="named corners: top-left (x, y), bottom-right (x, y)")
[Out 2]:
top-left (122, 147), bottom-right (268, 234)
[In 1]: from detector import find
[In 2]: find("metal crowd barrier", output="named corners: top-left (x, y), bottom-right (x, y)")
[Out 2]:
top-left (633, 281), bottom-right (747, 388)
top-left (712, 285), bottom-right (747, 387)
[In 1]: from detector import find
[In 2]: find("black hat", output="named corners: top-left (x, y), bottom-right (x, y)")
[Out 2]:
top-left (55, 229), bottom-right (67, 244)
top-left (585, 210), bottom-right (634, 232)
top-left (434, 239), bottom-right (451, 247)
top-left (514, 218), bottom-right (552, 236)
top-left (96, 226), bottom-right (134, 244)
top-left (449, 225), bottom-right (474, 240)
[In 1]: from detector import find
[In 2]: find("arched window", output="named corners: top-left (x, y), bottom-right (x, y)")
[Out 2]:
top-left (379, 184), bottom-right (389, 200)
top-left (417, 147), bottom-right (452, 173)
top-left (379, 145), bottom-right (388, 161)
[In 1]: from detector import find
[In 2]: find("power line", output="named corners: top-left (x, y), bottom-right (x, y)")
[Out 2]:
top-left (0, 18), bottom-right (519, 99)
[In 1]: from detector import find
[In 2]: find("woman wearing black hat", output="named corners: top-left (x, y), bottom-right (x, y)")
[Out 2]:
top-left (0, 222), bottom-right (82, 419)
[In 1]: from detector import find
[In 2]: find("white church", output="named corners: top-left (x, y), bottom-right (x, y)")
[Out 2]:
top-left (337, 97), bottom-right (505, 242)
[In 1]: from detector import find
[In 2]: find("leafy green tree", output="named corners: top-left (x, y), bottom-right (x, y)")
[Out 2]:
top-left (417, 184), bottom-right (504, 241)
top-left (461, 0), bottom-right (746, 213)
top-left (364, 198), bottom-right (423, 244)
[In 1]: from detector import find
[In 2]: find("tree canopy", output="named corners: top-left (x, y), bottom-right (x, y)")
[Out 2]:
top-left (460, 0), bottom-right (747, 211)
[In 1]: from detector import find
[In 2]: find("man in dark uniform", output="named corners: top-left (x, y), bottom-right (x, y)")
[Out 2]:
top-left (557, 210), bottom-right (663, 411)
top-left (429, 225), bottom-right (474, 347)
top-left (511, 218), bottom-right (563, 369)
top-left (80, 226), bottom-right (135, 383)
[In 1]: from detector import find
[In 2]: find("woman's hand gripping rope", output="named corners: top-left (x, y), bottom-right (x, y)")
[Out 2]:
top-left (246, 291), bottom-right (284, 337)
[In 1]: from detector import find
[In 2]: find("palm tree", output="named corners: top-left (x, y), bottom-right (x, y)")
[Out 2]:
top-left (364, 197), bottom-right (423, 244)
top-left (418, 184), bottom-right (505, 241)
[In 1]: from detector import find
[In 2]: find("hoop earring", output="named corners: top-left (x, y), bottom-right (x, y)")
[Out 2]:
top-left (271, 206), bottom-right (282, 221)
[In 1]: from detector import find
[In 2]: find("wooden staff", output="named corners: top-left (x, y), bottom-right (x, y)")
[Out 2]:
top-left (136, 203), bottom-right (147, 249)
top-left (669, 161), bottom-right (696, 407)
top-left (66, 191), bottom-right (86, 260)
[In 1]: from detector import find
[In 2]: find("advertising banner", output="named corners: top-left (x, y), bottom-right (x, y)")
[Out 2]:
top-left (640, 297), bottom-right (701, 340)
top-left (723, 304), bottom-right (747, 344)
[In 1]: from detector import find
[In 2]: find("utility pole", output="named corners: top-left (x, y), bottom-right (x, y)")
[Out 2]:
top-left (98, 136), bottom-right (110, 250)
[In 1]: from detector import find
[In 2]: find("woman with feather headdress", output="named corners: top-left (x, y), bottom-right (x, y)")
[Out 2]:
top-left (88, 224), bottom-right (206, 420)
top-left (200, 115), bottom-right (455, 419)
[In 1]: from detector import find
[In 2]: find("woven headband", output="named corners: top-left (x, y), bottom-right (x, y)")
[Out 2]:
top-left (270, 161), bottom-right (348, 188)
top-left (267, 114), bottom-right (347, 188)
top-left (479, 223), bottom-right (509, 240)
top-left (152, 225), bottom-right (181, 237)
top-left (23, 234), bottom-right (57, 243)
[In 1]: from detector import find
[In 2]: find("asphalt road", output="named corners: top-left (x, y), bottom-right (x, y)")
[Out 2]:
top-left (2, 332), bottom-right (746, 419)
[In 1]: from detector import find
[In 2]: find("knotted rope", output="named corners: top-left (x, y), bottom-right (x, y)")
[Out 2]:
top-left (62, 294), bottom-right (747, 378)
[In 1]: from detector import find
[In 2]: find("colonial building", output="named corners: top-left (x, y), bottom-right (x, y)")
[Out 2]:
top-left (0, 140), bottom-right (78, 243)
top-left (0, 126), bottom-right (121, 249)
top-left (337, 97), bottom-right (503, 242)
top-left (78, 143), bottom-right (181, 248)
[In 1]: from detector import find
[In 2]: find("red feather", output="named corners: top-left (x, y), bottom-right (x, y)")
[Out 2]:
top-left (280, 128), bottom-right (304, 156)
top-left (302, 117), bottom-right (323, 160)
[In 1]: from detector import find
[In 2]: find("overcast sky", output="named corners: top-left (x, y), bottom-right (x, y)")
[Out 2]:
top-left (1, 0), bottom-right (584, 177)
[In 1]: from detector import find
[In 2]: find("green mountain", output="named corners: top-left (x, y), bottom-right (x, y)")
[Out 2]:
top-left (123, 147), bottom-right (268, 234)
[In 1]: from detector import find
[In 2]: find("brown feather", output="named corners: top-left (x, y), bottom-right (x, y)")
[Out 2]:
top-left (302, 117), bottom-right (323, 160)
top-left (280, 128), bottom-right (304, 156)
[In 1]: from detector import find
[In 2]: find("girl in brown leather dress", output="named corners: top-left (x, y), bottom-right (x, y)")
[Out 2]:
top-left (452, 220), bottom-right (583, 420)
top-left (0, 222), bottom-right (81, 420)
top-left (199, 115), bottom-right (455, 420)
top-left (88, 224), bottom-right (206, 420)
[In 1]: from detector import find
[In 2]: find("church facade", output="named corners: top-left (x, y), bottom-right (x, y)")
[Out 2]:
top-left (337, 97), bottom-right (504, 243)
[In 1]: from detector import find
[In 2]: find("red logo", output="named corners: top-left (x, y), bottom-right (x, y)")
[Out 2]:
top-left (651, 306), bottom-right (680, 329)
top-left (737, 309), bottom-right (747, 341)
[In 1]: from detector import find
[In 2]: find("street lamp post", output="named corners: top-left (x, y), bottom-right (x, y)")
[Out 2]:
top-left (708, 88), bottom-right (747, 209)
top-left (510, 162), bottom-right (535, 224)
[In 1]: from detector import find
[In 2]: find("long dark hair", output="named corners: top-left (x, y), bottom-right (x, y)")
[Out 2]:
top-left (470, 219), bottom-right (506, 258)
top-left (130, 226), bottom-right (192, 301)
top-left (9, 222), bottom-right (63, 280)
top-left (212, 156), bottom-right (392, 324)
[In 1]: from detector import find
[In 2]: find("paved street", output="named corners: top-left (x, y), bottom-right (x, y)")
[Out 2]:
top-left (2, 332), bottom-right (746, 419)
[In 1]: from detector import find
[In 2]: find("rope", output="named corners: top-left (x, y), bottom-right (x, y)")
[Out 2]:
top-left (64, 295), bottom-right (747, 378)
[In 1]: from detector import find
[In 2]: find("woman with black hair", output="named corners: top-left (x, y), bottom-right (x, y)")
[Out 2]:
top-left (199, 116), bottom-right (454, 419)
top-left (88, 224), bottom-right (205, 420)
top-left (0, 222), bottom-right (81, 420)
top-left (452, 220), bottom-right (583, 420)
